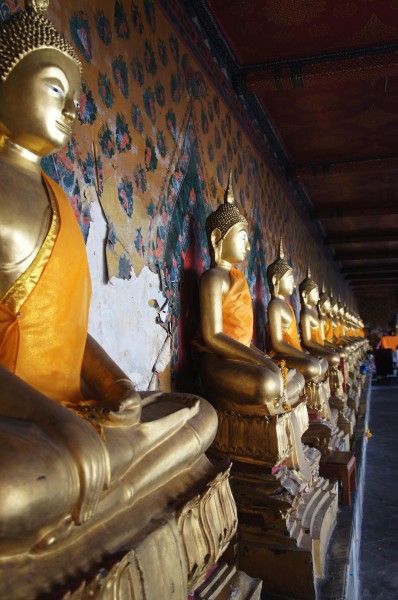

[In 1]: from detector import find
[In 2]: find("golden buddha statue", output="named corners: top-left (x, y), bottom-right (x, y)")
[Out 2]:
top-left (299, 268), bottom-right (340, 369)
top-left (328, 293), bottom-right (348, 350)
top-left (197, 173), bottom-right (304, 417)
top-left (0, 4), bottom-right (238, 597)
top-left (318, 286), bottom-right (344, 355)
top-left (266, 240), bottom-right (327, 383)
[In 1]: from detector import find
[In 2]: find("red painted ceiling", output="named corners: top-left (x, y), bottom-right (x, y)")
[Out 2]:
top-left (206, 0), bottom-right (398, 64)
top-left (201, 0), bottom-right (398, 301)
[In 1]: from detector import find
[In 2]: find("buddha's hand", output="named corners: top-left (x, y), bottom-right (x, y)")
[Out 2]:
top-left (78, 379), bottom-right (142, 427)
top-left (103, 390), bottom-right (142, 426)
top-left (100, 377), bottom-right (141, 426)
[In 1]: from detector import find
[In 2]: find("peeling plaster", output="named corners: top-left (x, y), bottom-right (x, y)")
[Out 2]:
top-left (86, 196), bottom-right (168, 390)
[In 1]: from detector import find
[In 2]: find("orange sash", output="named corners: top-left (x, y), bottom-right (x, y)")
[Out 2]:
top-left (282, 301), bottom-right (303, 351)
top-left (324, 316), bottom-right (334, 343)
top-left (310, 309), bottom-right (324, 345)
top-left (0, 173), bottom-right (91, 405)
top-left (334, 323), bottom-right (343, 344)
top-left (222, 268), bottom-right (253, 347)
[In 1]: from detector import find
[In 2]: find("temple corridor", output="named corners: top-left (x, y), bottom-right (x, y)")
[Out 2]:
top-left (359, 381), bottom-right (398, 599)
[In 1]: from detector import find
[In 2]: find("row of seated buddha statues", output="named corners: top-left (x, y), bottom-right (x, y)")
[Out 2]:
top-left (326, 295), bottom-right (368, 416)
top-left (194, 176), bottom-right (339, 599)
top-left (339, 304), bottom-right (369, 410)
top-left (0, 3), bottom-right (266, 599)
top-left (266, 248), bottom-right (352, 455)
top-left (317, 287), bottom-right (357, 432)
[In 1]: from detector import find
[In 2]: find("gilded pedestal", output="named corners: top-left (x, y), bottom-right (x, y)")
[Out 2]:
top-left (210, 400), bottom-right (338, 599)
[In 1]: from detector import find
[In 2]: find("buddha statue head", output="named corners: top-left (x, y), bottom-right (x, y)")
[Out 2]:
top-left (329, 292), bottom-right (338, 318)
top-left (266, 237), bottom-right (294, 297)
top-left (318, 283), bottom-right (331, 317)
top-left (337, 299), bottom-right (345, 322)
top-left (299, 266), bottom-right (319, 307)
top-left (206, 171), bottom-right (249, 266)
top-left (0, 0), bottom-right (82, 157)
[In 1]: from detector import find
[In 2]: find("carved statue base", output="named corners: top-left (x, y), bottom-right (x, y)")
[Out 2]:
top-left (304, 380), bottom-right (349, 452)
top-left (224, 463), bottom-right (338, 600)
top-left (330, 393), bottom-right (355, 433)
top-left (0, 450), bottom-right (237, 600)
top-left (209, 402), bottom-right (338, 599)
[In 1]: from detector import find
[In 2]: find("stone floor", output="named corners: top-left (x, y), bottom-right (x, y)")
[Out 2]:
top-left (359, 380), bottom-right (398, 600)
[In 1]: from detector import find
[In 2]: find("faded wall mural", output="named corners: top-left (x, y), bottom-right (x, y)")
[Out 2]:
top-left (1, 0), bottom-right (356, 391)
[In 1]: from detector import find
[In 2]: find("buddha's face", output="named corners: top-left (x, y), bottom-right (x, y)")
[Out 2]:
top-left (306, 286), bottom-right (319, 306)
top-left (220, 222), bottom-right (250, 265)
top-left (0, 48), bottom-right (81, 156)
top-left (277, 268), bottom-right (294, 297)
top-left (319, 297), bottom-right (331, 315)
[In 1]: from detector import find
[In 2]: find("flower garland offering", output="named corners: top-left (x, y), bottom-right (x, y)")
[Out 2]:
top-left (278, 359), bottom-right (291, 412)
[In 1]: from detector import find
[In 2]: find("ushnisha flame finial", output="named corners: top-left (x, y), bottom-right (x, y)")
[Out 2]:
top-left (224, 169), bottom-right (234, 204)
top-left (266, 235), bottom-right (292, 290)
top-left (278, 236), bottom-right (285, 260)
top-left (319, 282), bottom-right (329, 304)
top-left (0, 0), bottom-right (82, 82)
top-left (205, 169), bottom-right (248, 244)
top-left (306, 265), bottom-right (311, 279)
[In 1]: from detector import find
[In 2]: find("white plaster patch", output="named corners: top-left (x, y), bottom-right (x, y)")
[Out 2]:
top-left (86, 199), bottom-right (168, 390)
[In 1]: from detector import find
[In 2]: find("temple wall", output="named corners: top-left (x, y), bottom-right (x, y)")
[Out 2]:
top-left (2, 0), bottom-right (356, 390)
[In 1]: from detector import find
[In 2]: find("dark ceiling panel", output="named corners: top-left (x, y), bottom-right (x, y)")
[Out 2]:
top-left (258, 76), bottom-right (398, 164)
top-left (206, 0), bottom-right (398, 65)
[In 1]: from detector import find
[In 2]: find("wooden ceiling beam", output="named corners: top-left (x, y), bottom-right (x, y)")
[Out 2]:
top-left (243, 46), bottom-right (398, 94)
top-left (326, 232), bottom-right (398, 244)
top-left (314, 204), bottom-right (398, 219)
top-left (342, 265), bottom-right (398, 274)
top-left (335, 251), bottom-right (398, 261)
top-left (290, 156), bottom-right (398, 180)
top-left (351, 287), bottom-right (398, 293)
top-left (346, 273), bottom-right (398, 281)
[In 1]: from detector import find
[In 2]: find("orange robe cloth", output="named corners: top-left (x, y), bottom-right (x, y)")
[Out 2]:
top-left (324, 316), bottom-right (334, 343)
top-left (269, 300), bottom-right (303, 356)
top-left (221, 268), bottom-right (253, 347)
top-left (0, 172), bottom-right (91, 406)
top-left (283, 301), bottom-right (303, 351)
top-left (334, 323), bottom-right (344, 345)
top-left (309, 310), bottom-right (324, 345)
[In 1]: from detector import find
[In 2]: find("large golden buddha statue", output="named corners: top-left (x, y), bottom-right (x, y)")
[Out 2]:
top-left (197, 174), bottom-right (304, 418)
top-left (0, 3), bottom-right (238, 598)
top-left (266, 240), bottom-right (327, 383)
top-left (298, 268), bottom-right (340, 369)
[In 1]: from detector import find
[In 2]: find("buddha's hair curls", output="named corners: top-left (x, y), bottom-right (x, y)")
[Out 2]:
top-left (0, 0), bottom-right (81, 82)
top-left (205, 171), bottom-right (248, 247)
